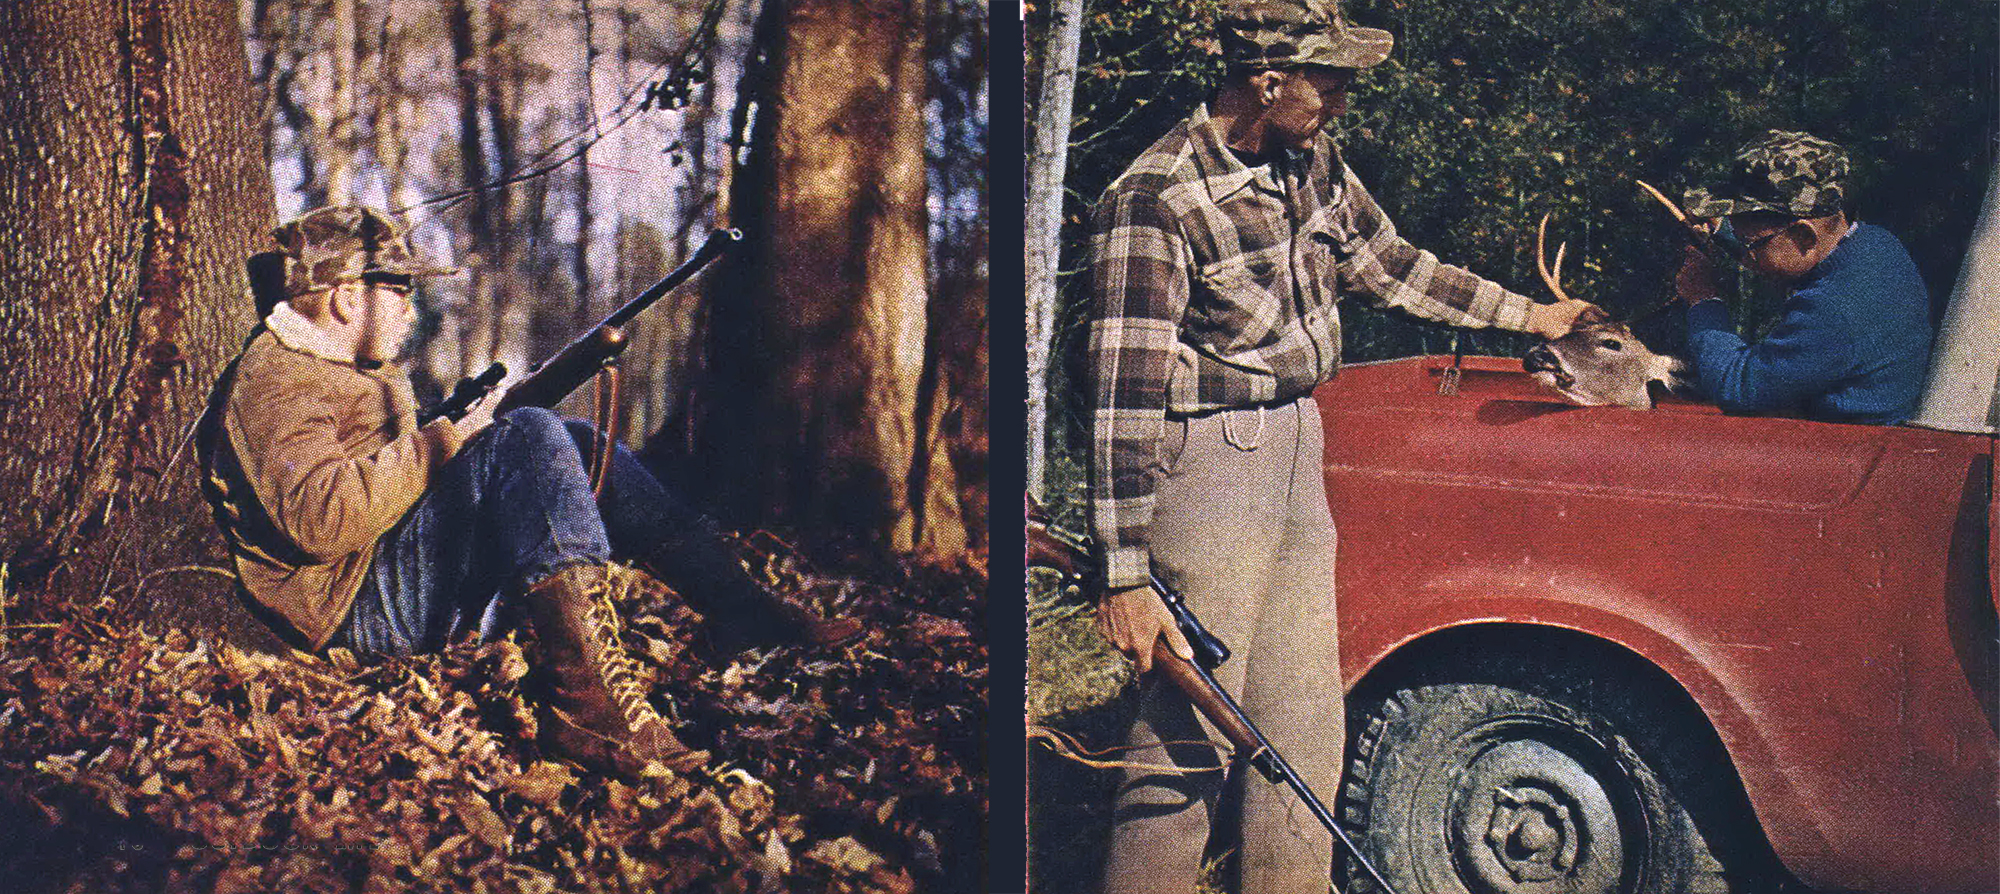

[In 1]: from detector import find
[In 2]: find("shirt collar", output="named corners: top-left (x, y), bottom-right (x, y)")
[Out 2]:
top-left (1189, 104), bottom-right (1328, 204)
top-left (1797, 221), bottom-right (1863, 288)
top-left (265, 301), bottom-right (359, 365)
top-left (1190, 105), bottom-right (1278, 202)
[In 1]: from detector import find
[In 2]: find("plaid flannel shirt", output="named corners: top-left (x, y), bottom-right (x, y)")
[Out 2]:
top-left (1087, 105), bottom-right (1536, 589)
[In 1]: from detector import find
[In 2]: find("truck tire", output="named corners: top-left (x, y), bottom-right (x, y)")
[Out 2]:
top-left (1340, 682), bottom-right (1730, 894)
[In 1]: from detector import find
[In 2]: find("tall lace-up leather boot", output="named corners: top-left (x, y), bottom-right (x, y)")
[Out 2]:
top-left (523, 563), bottom-right (708, 774)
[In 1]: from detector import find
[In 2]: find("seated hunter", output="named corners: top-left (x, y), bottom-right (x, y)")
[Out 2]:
top-left (198, 206), bottom-right (861, 773)
top-left (1672, 130), bottom-right (1935, 425)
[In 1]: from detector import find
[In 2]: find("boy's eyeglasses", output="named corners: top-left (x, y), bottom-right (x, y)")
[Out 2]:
top-left (1730, 224), bottom-right (1793, 259)
top-left (362, 273), bottom-right (416, 298)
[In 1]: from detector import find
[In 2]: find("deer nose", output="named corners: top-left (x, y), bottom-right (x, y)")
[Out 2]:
top-left (1522, 344), bottom-right (1560, 374)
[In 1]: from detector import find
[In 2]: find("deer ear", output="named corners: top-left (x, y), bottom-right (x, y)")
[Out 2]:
top-left (1574, 304), bottom-right (1613, 326)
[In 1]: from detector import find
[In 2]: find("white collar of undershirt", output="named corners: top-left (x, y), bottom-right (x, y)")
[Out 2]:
top-left (264, 301), bottom-right (355, 365)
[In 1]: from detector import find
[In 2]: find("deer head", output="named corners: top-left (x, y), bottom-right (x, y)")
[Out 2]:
top-left (1520, 214), bottom-right (1689, 409)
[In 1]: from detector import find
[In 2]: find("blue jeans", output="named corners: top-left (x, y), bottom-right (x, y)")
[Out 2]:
top-left (333, 407), bottom-right (746, 655)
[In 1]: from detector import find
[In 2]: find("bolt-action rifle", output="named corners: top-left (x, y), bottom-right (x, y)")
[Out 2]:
top-left (1025, 497), bottom-right (1400, 894)
top-left (419, 227), bottom-right (742, 425)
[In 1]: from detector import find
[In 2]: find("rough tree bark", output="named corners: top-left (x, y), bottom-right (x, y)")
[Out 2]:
top-left (696, 0), bottom-right (969, 561)
top-left (0, 0), bottom-right (276, 604)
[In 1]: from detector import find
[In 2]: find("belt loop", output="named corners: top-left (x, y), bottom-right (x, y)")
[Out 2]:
top-left (1223, 404), bottom-right (1265, 451)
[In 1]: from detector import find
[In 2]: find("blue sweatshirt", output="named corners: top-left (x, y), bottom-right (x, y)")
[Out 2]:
top-left (1685, 223), bottom-right (1934, 425)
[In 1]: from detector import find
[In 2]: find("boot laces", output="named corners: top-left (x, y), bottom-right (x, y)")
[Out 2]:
top-left (586, 575), bottom-right (664, 733)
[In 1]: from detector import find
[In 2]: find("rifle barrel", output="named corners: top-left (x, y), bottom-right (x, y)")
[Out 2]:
top-left (492, 227), bottom-right (742, 415)
top-left (604, 227), bottom-right (741, 329)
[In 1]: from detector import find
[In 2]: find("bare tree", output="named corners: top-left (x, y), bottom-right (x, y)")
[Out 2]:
top-left (0, 0), bottom-right (275, 603)
top-left (572, 0), bottom-right (599, 335)
top-left (1025, 0), bottom-right (1084, 501)
top-left (695, 0), bottom-right (968, 560)
top-left (371, 4), bottom-right (420, 213)
top-left (443, 0), bottom-right (496, 375)
top-left (324, 0), bottom-right (358, 203)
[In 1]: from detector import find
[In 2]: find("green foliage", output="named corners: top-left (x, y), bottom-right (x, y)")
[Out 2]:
top-left (1032, 0), bottom-right (1998, 519)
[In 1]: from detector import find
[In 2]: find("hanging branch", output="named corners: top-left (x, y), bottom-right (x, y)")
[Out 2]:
top-left (396, 0), bottom-right (732, 221)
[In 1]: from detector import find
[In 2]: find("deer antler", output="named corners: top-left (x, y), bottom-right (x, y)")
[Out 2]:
top-left (1634, 179), bottom-right (1693, 228)
top-left (1536, 212), bottom-right (1572, 303)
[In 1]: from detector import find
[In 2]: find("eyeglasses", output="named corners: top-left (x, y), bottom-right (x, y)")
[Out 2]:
top-left (366, 280), bottom-right (414, 298)
top-left (1732, 224), bottom-right (1794, 258)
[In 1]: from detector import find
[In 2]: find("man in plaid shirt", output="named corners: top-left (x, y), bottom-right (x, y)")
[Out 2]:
top-left (1085, 1), bottom-right (1594, 890)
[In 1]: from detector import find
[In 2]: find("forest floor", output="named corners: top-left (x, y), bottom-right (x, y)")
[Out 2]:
top-left (0, 535), bottom-right (986, 894)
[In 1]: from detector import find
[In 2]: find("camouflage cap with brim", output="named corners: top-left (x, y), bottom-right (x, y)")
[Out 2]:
top-left (272, 205), bottom-right (456, 299)
top-left (1219, 0), bottom-right (1394, 70)
top-left (1684, 130), bottom-right (1851, 219)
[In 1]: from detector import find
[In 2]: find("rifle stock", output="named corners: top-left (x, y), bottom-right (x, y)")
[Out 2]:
top-left (1024, 495), bottom-right (1400, 894)
top-left (1026, 520), bottom-right (1086, 581)
top-left (1152, 642), bottom-right (1265, 762)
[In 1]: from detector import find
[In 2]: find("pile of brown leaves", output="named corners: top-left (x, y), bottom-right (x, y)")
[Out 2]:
top-left (0, 548), bottom-right (985, 894)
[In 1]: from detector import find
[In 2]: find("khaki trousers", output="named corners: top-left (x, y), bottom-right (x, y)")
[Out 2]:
top-left (1100, 396), bottom-right (1343, 894)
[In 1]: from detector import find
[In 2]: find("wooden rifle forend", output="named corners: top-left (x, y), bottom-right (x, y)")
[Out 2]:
top-left (494, 327), bottom-right (627, 414)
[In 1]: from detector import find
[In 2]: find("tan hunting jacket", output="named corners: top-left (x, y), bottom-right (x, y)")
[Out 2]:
top-left (199, 305), bottom-right (463, 649)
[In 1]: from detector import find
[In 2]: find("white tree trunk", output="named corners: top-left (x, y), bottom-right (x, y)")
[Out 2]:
top-left (1025, 0), bottom-right (1085, 500)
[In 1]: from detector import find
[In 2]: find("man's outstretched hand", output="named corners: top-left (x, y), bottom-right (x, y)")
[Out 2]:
top-left (1096, 583), bottom-right (1195, 674)
top-left (1525, 297), bottom-right (1604, 339)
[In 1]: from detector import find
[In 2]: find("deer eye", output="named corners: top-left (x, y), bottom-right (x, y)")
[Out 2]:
top-left (1599, 338), bottom-right (1623, 351)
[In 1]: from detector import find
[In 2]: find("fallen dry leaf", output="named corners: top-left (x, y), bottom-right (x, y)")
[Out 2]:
top-left (0, 545), bottom-right (986, 893)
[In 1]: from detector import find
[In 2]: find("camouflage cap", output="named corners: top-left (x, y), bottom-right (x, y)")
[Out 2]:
top-left (271, 205), bottom-right (454, 299)
top-left (1684, 130), bottom-right (1851, 219)
top-left (1218, 0), bottom-right (1393, 71)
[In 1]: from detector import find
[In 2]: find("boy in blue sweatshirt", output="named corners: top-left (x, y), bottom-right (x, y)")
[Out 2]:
top-left (1672, 130), bottom-right (1934, 425)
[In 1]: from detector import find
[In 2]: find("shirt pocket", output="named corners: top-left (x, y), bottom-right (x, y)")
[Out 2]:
top-left (1300, 217), bottom-right (1348, 304)
top-left (1191, 248), bottom-right (1289, 355)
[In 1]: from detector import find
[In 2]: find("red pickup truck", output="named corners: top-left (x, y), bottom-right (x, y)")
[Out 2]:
top-left (1321, 177), bottom-right (1999, 893)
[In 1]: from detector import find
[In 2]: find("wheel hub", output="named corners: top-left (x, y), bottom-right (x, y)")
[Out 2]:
top-left (1488, 785), bottom-right (1577, 880)
top-left (1450, 737), bottom-right (1624, 894)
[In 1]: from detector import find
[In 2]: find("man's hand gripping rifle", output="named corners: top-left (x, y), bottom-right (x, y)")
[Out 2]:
top-left (1025, 497), bottom-right (1400, 894)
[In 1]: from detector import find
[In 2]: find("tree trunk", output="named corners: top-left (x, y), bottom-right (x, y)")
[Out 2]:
top-left (1025, 0), bottom-right (1084, 501)
top-left (372, 6), bottom-right (418, 213)
top-left (571, 0), bottom-right (598, 335)
top-left (444, 0), bottom-right (496, 375)
top-left (0, 0), bottom-right (276, 604)
top-left (697, 0), bottom-right (967, 561)
top-left (324, 0), bottom-right (357, 204)
top-left (481, 0), bottom-right (526, 372)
